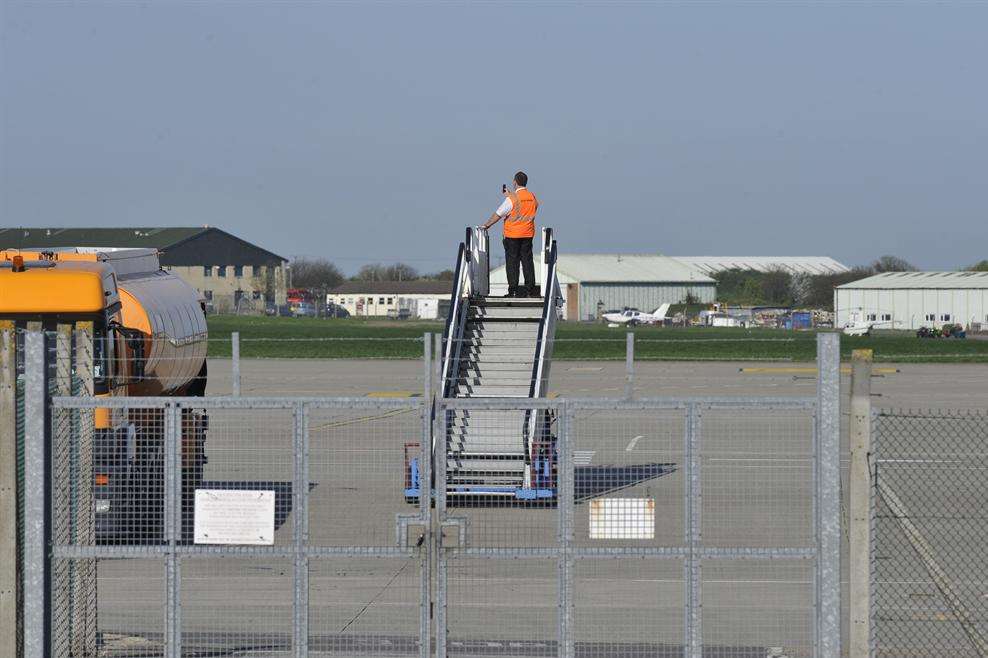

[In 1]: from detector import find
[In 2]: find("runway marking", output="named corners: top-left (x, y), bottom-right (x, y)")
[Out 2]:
top-left (740, 367), bottom-right (899, 375)
top-left (366, 391), bottom-right (418, 398)
top-left (626, 436), bottom-right (645, 451)
top-left (709, 458), bottom-right (811, 463)
top-left (311, 408), bottom-right (416, 430)
top-left (876, 458), bottom-right (966, 464)
top-left (574, 450), bottom-right (595, 465)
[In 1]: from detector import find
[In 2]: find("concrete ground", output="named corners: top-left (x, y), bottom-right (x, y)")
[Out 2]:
top-left (87, 358), bottom-right (987, 656)
top-left (204, 357), bottom-right (988, 408)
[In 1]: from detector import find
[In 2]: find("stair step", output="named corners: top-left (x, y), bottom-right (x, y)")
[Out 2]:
top-left (477, 297), bottom-right (544, 306)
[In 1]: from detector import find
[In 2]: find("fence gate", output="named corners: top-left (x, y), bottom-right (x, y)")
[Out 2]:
top-left (46, 395), bottom-right (430, 658)
top-left (434, 392), bottom-right (840, 658)
top-left (20, 332), bottom-right (843, 657)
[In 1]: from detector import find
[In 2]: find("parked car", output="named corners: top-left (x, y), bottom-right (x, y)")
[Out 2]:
top-left (324, 302), bottom-right (350, 319)
top-left (293, 301), bottom-right (317, 318)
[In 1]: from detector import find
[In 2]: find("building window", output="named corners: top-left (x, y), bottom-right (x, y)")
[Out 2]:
top-left (252, 291), bottom-right (261, 300)
top-left (867, 313), bottom-right (877, 321)
top-left (347, 298), bottom-right (353, 304)
top-left (203, 290), bottom-right (213, 300)
top-left (941, 314), bottom-right (951, 321)
top-left (234, 265), bottom-right (244, 278)
top-left (882, 314), bottom-right (891, 321)
top-left (387, 297), bottom-right (393, 305)
top-left (217, 266), bottom-right (226, 278)
top-left (378, 297), bottom-right (385, 304)
top-left (203, 266), bottom-right (212, 277)
top-left (926, 314), bottom-right (935, 321)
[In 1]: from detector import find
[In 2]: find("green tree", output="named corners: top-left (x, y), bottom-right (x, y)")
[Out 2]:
top-left (968, 260), bottom-right (988, 272)
top-left (802, 267), bottom-right (874, 310)
top-left (872, 255), bottom-right (916, 273)
top-left (760, 269), bottom-right (794, 306)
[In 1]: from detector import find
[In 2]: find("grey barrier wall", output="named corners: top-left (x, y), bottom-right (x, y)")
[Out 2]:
top-left (871, 409), bottom-right (988, 657)
top-left (21, 332), bottom-right (843, 657)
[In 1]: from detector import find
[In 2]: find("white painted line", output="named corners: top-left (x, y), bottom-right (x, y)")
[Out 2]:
top-left (574, 450), bottom-right (595, 466)
top-left (708, 458), bottom-right (811, 463)
top-left (876, 459), bottom-right (966, 464)
top-left (626, 435), bottom-right (645, 452)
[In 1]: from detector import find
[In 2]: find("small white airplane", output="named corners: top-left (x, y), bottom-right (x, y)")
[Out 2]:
top-left (841, 315), bottom-right (897, 337)
top-left (603, 304), bottom-right (670, 326)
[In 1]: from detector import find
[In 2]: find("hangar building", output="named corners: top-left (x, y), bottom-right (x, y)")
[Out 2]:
top-left (491, 254), bottom-right (716, 321)
top-left (835, 271), bottom-right (988, 331)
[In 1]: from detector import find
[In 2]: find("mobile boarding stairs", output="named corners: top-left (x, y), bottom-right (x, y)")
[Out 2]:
top-left (406, 226), bottom-right (561, 501)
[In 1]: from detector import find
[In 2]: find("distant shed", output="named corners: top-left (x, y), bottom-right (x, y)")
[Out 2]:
top-left (491, 254), bottom-right (716, 321)
top-left (835, 271), bottom-right (988, 330)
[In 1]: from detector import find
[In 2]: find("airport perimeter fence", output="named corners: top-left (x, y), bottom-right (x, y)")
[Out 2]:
top-left (871, 409), bottom-right (988, 657)
top-left (11, 331), bottom-right (844, 658)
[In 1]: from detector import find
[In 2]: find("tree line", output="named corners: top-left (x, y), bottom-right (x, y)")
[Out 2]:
top-left (289, 258), bottom-right (454, 291)
top-left (291, 255), bottom-right (988, 311)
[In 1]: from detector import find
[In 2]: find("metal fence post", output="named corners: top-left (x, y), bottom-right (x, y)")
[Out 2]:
top-left (420, 335), bottom-right (432, 658)
top-left (557, 403), bottom-right (574, 658)
top-left (23, 331), bottom-right (46, 658)
top-left (293, 402), bottom-right (309, 658)
top-left (685, 402), bottom-right (702, 658)
top-left (164, 403), bottom-right (182, 658)
top-left (0, 324), bottom-right (17, 658)
top-left (231, 331), bottom-right (241, 396)
top-left (849, 349), bottom-right (872, 657)
top-left (816, 332), bottom-right (842, 657)
top-left (434, 397), bottom-right (447, 658)
top-left (624, 332), bottom-right (634, 400)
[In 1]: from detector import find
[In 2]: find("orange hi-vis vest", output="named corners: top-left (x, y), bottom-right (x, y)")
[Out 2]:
top-left (504, 188), bottom-right (539, 239)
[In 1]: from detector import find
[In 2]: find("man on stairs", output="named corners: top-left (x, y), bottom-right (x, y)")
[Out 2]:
top-left (481, 171), bottom-right (540, 297)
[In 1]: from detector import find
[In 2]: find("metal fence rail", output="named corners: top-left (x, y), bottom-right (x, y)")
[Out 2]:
top-left (872, 409), bottom-right (988, 657)
top-left (17, 331), bottom-right (844, 657)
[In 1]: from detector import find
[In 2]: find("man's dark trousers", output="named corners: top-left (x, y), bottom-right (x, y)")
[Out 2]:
top-left (503, 237), bottom-right (536, 297)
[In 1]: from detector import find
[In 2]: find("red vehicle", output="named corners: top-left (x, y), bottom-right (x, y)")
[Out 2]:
top-left (287, 288), bottom-right (312, 307)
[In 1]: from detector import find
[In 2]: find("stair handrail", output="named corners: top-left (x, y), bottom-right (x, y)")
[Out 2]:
top-left (468, 227), bottom-right (490, 297)
top-left (529, 234), bottom-right (558, 400)
top-left (522, 232), bottom-right (560, 486)
top-left (439, 234), bottom-right (471, 399)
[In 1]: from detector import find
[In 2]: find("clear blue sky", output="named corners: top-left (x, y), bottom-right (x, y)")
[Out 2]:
top-left (2, 2), bottom-right (985, 273)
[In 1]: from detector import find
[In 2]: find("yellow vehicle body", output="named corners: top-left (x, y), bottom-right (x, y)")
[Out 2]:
top-left (0, 248), bottom-right (207, 395)
top-left (1, 247), bottom-right (209, 542)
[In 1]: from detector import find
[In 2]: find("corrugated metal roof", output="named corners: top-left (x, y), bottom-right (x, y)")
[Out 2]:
top-left (674, 256), bottom-right (850, 275)
top-left (0, 227), bottom-right (207, 249)
top-left (493, 254), bottom-right (715, 284)
top-left (837, 271), bottom-right (988, 290)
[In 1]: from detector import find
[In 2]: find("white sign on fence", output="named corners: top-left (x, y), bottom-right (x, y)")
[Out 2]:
top-left (194, 489), bottom-right (275, 545)
top-left (589, 498), bottom-right (655, 539)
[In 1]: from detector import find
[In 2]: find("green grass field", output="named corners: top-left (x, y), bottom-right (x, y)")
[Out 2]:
top-left (206, 315), bottom-right (988, 362)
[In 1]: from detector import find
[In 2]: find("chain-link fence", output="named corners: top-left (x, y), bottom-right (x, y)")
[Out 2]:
top-left (872, 409), bottom-right (988, 657)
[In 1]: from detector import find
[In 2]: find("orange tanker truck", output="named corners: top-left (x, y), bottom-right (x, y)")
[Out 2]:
top-left (0, 247), bottom-right (208, 542)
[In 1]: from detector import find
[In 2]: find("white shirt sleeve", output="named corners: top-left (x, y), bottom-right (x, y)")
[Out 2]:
top-left (495, 196), bottom-right (513, 218)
